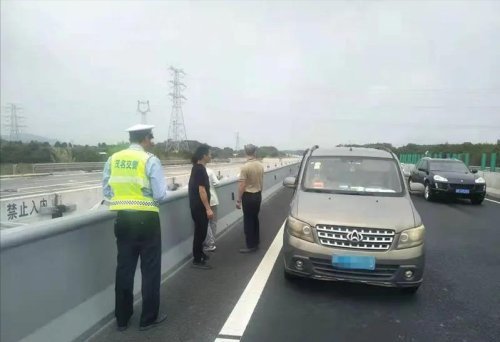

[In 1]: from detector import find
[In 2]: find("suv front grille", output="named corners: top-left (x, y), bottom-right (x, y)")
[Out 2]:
top-left (316, 225), bottom-right (395, 251)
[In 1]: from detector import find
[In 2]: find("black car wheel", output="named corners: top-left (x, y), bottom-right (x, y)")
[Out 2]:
top-left (470, 195), bottom-right (484, 205)
top-left (284, 269), bottom-right (299, 281)
top-left (400, 286), bottom-right (420, 294)
top-left (424, 183), bottom-right (434, 201)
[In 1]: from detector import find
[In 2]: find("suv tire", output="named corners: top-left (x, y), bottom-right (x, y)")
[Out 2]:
top-left (400, 286), bottom-right (420, 294)
top-left (284, 269), bottom-right (299, 281)
top-left (424, 183), bottom-right (435, 202)
top-left (470, 196), bottom-right (484, 205)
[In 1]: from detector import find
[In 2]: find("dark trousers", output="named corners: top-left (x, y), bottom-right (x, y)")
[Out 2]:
top-left (114, 211), bottom-right (161, 327)
top-left (242, 191), bottom-right (262, 248)
top-left (191, 207), bottom-right (209, 262)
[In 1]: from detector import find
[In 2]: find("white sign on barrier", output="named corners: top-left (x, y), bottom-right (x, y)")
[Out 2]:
top-left (1, 195), bottom-right (55, 223)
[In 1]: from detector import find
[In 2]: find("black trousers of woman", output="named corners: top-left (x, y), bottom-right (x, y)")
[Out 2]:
top-left (190, 207), bottom-right (209, 262)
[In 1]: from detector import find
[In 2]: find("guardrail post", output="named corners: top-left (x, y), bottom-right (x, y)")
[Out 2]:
top-left (491, 153), bottom-right (497, 172)
top-left (481, 153), bottom-right (487, 170)
top-left (464, 153), bottom-right (470, 166)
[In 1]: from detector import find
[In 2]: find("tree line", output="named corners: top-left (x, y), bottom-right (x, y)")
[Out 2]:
top-left (339, 142), bottom-right (500, 166)
top-left (0, 139), bottom-right (285, 164)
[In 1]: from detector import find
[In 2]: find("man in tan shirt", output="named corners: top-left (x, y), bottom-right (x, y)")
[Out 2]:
top-left (236, 144), bottom-right (264, 253)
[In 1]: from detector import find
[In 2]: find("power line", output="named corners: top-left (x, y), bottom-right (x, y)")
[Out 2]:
top-left (166, 66), bottom-right (189, 153)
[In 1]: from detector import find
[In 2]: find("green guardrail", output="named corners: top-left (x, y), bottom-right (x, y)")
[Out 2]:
top-left (399, 152), bottom-right (498, 171)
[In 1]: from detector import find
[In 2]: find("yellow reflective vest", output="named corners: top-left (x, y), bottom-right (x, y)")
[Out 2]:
top-left (108, 149), bottom-right (159, 212)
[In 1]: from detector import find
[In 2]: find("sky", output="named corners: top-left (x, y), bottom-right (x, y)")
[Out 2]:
top-left (1, 0), bottom-right (499, 149)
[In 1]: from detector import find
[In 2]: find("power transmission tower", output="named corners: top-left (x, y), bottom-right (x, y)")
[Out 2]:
top-left (235, 132), bottom-right (240, 152)
top-left (2, 103), bottom-right (26, 141)
top-left (166, 66), bottom-right (189, 152)
top-left (137, 100), bottom-right (151, 124)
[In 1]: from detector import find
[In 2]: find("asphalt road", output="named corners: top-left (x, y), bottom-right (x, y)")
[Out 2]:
top-left (0, 162), bottom-right (242, 199)
top-left (0, 160), bottom-right (296, 199)
top-left (88, 189), bottom-right (500, 342)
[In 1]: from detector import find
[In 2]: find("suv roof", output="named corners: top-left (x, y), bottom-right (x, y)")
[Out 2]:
top-left (311, 147), bottom-right (394, 159)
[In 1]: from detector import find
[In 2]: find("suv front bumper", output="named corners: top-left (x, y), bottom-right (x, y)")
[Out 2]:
top-left (433, 182), bottom-right (486, 197)
top-left (283, 230), bottom-right (424, 288)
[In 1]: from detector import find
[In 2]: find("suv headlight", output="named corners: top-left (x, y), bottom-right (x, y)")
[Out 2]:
top-left (286, 216), bottom-right (314, 243)
top-left (433, 175), bottom-right (448, 182)
top-left (397, 225), bottom-right (425, 249)
top-left (475, 177), bottom-right (486, 184)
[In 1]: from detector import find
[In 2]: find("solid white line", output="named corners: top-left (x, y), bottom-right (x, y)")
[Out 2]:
top-left (485, 198), bottom-right (500, 204)
top-left (217, 221), bottom-right (285, 340)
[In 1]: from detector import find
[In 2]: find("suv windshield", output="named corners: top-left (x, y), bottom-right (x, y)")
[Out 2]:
top-left (302, 156), bottom-right (403, 195)
top-left (430, 161), bottom-right (469, 173)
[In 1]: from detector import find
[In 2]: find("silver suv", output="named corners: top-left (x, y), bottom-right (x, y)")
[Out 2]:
top-left (283, 146), bottom-right (425, 293)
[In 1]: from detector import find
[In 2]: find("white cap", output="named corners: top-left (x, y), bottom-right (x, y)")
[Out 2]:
top-left (125, 124), bottom-right (155, 132)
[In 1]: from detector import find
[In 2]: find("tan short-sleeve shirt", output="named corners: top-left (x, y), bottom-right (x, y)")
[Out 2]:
top-left (239, 158), bottom-right (264, 193)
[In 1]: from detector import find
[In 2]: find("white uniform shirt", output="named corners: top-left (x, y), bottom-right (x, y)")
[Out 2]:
top-left (206, 167), bottom-right (220, 206)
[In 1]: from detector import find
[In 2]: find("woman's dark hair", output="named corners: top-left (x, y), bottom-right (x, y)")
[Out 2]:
top-left (191, 144), bottom-right (210, 164)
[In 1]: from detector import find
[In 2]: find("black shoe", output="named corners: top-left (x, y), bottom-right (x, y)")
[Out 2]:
top-left (192, 260), bottom-right (212, 269)
top-left (117, 320), bottom-right (131, 332)
top-left (239, 247), bottom-right (258, 253)
top-left (139, 313), bottom-right (168, 331)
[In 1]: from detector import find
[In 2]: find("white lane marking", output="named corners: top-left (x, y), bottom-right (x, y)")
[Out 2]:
top-left (485, 198), bottom-right (500, 204)
top-left (216, 221), bottom-right (285, 341)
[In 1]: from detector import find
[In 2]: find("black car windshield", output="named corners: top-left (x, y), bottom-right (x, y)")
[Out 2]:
top-left (430, 161), bottom-right (469, 173)
top-left (302, 156), bottom-right (403, 195)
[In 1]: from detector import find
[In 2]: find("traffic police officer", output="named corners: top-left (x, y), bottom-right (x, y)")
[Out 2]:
top-left (102, 124), bottom-right (168, 331)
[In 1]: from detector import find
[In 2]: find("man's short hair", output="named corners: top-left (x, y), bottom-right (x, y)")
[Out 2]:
top-left (244, 144), bottom-right (257, 156)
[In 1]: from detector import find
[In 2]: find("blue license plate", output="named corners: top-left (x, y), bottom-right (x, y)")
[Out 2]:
top-left (456, 189), bottom-right (470, 194)
top-left (332, 255), bottom-right (376, 270)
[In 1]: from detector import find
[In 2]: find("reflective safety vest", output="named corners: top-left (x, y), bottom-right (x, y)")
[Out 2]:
top-left (108, 149), bottom-right (159, 212)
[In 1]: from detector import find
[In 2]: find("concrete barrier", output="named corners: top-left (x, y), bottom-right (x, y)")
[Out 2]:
top-left (0, 163), bottom-right (299, 342)
top-left (479, 171), bottom-right (500, 198)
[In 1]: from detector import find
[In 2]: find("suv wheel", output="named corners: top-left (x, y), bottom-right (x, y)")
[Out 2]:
top-left (400, 286), bottom-right (420, 294)
top-left (470, 196), bottom-right (484, 205)
top-left (424, 183), bottom-right (434, 201)
top-left (284, 269), bottom-right (299, 281)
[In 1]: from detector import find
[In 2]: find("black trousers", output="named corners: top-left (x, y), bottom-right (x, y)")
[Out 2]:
top-left (114, 210), bottom-right (161, 327)
top-left (242, 191), bottom-right (262, 248)
top-left (190, 207), bottom-right (209, 262)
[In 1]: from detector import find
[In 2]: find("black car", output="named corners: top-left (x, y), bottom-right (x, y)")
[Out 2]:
top-left (409, 158), bottom-right (486, 204)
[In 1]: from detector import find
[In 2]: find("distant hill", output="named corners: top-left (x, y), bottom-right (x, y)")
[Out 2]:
top-left (0, 133), bottom-right (58, 144)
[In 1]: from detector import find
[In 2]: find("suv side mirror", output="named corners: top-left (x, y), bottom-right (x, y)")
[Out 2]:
top-left (471, 168), bottom-right (478, 174)
top-left (283, 176), bottom-right (297, 189)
